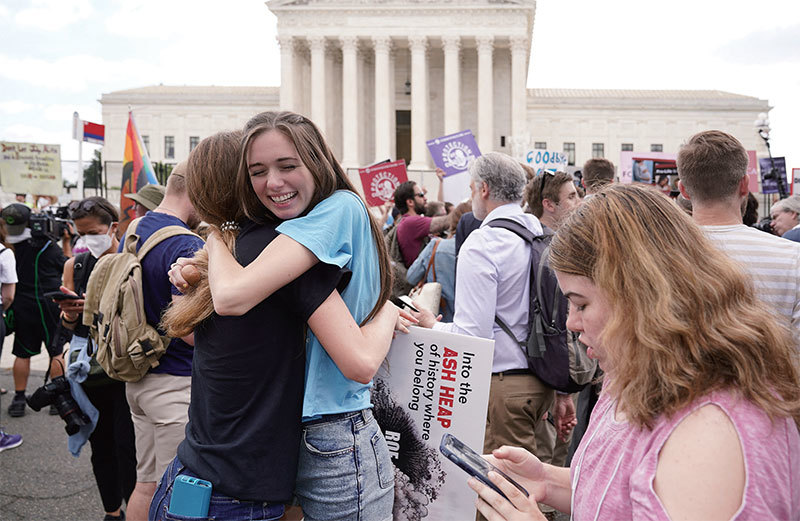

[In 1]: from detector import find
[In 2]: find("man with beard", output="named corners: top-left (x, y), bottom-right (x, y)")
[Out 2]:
top-left (393, 181), bottom-right (449, 267)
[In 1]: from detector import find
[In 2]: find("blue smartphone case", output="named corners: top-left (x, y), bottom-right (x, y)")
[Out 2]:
top-left (168, 474), bottom-right (213, 517)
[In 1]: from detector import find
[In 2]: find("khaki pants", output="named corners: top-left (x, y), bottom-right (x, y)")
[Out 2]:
top-left (483, 372), bottom-right (555, 456)
top-left (126, 373), bottom-right (191, 482)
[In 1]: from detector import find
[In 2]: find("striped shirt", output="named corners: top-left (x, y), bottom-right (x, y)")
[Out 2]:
top-left (703, 224), bottom-right (800, 330)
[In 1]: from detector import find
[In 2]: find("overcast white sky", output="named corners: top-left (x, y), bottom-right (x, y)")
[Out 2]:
top-left (1, 0), bottom-right (798, 170)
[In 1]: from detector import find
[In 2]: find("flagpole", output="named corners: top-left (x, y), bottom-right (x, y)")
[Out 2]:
top-left (74, 111), bottom-right (84, 199)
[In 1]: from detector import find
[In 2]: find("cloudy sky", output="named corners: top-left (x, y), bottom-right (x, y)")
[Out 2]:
top-left (1, 0), bottom-right (798, 170)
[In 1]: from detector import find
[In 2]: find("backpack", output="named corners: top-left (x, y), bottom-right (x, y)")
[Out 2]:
top-left (487, 218), bottom-right (596, 393)
top-left (384, 222), bottom-right (414, 298)
top-left (81, 218), bottom-right (200, 382)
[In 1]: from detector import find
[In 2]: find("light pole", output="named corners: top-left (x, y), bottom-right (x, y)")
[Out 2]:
top-left (754, 112), bottom-right (787, 199)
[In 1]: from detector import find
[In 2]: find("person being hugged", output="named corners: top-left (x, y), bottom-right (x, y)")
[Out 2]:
top-left (170, 112), bottom-right (400, 521)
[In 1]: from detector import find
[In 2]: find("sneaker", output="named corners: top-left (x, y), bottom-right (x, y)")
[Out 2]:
top-left (8, 396), bottom-right (25, 417)
top-left (103, 510), bottom-right (125, 520)
top-left (0, 430), bottom-right (23, 452)
top-left (49, 403), bottom-right (59, 416)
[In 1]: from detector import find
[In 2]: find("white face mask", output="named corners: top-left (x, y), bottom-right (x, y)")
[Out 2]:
top-left (83, 232), bottom-right (112, 258)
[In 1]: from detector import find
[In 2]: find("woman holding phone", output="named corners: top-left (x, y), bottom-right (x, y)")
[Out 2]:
top-left (468, 185), bottom-right (800, 521)
top-left (56, 196), bottom-right (136, 521)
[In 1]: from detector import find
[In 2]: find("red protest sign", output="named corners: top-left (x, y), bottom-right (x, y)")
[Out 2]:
top-left (359, 159), bottom-right (408, 207)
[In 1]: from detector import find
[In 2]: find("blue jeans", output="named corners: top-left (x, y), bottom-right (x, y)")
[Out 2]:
top-left (295, 409), bottom-right (394, 521)
top-left (149, 457), bottom-right (285, 521)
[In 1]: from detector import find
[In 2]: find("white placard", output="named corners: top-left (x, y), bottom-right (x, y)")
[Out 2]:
top-left (373, 326), bottom-right (494, 521)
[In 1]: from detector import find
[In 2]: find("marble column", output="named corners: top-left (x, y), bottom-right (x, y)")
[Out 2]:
top-left (341, 36), bottom-right (359, 168)
top-left (442, 35), bottom-right (461, 135)
top-left (309, 35), bottom-right (327, 135)
top-left (476, 35), bottom-right (494, 153)
top-left (373, 35), bottom-right (392, 162)
top-left (408, 35), bottom-right (429, 170)
top-left (278, 35), bottom-right (295, 111)
top-left (510, 36), bottom-right (529, 139)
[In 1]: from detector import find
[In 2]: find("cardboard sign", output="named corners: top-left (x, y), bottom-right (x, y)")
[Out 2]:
top-left (0, 141), bottom-right (62, 196)
top-left (759, 156), bottom-right (789, 195)
top-left (359, 160), bottom-right (409, 207)
top-left (427, 130), bottom-right (481, 178)
top-left (525, 149), bottom-right (568, 176)
top-left (373, 326), bottom-right (494, 521)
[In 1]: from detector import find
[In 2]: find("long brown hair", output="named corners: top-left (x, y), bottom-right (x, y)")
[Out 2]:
top-left (236, 111), bottom-right (392, 324)
top-left (549, 184), bottom-right (800, 429)
top-left (161, 130), bottom-right (243, 337)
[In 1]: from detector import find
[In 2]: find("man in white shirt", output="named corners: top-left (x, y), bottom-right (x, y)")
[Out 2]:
top-left (415, 152), bottom-right (555, 456)
top-left (678, 130), bottom-right (800, 331)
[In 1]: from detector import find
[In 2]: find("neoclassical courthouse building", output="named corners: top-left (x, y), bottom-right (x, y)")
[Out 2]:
top-left (100, 0), bottom-right (769, 190)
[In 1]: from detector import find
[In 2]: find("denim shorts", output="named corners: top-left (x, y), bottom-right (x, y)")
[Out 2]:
top-left (295, 408), bottom-right (394, 521)
top-left (149, 457), bottom-right (285, 521)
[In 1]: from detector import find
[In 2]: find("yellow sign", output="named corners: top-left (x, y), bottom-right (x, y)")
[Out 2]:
top-left (0, 141), bottom-right (62, 196)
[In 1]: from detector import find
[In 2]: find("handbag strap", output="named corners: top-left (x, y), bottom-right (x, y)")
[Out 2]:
top-left (417, 239), bottom-right (441, 289)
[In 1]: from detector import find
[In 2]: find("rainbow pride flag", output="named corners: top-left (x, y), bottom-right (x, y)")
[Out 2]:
top-left (120, 111), bottom-right (158, 233)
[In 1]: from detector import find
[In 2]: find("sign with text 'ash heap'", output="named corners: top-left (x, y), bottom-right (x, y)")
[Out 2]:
top-left (373, 326), bottom-right (494, 521)
top-left (426, 130), bottom-right (481, 178)
top-left (358, 159), bottom-right (409, 207)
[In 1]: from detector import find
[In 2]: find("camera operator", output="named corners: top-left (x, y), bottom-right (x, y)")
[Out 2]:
top-left (1, 203), bottom-right (69, 418)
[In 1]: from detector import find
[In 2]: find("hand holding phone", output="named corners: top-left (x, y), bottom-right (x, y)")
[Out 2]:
top-left (44, 290), bottom-right (81, 301)
top-left (439, 433), bottom-right (529, 502)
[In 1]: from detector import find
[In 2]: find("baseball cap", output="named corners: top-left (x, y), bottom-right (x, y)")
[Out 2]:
top-left (127, 184), bottom-right (166, 211)
top-left (1, 203), bottom-right (32, 236)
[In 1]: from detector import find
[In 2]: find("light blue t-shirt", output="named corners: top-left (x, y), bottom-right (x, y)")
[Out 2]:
top-left (277, 190), bottom-right (381, 420)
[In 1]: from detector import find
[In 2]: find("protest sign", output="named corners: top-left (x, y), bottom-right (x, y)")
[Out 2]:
top-left (426, 130), bottom-right (481, 178)
top-left (0, 141), bottom-right (62, 196)
top-left (794, 169), bottom-right (800, 196)
top-left (525, 150), bottom-right (568, 176)
top-left (359, 160), bottom-right (409, 207)
top-left (759, 156), bottom-right (788, 195)
top-left (427, 131), bottom-right (481, 204)
top-left (746, 151), bottom-right (760, 193)
top-left (619, 151), bottom-right (676, 185)
top-left (373, 326), bottom-right (494, 521)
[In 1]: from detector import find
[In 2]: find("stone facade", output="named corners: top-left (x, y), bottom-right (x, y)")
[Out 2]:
top-left (99, 0), bottom-right (769, 193)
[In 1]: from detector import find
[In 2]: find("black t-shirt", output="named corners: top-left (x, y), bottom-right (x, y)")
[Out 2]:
top-left (177, 220), bottom-right (350, 502)
top-left (11, 238), bottom-right (68, 320)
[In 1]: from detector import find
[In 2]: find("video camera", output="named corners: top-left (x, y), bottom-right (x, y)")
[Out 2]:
top-left (29, 205), bottom-right (72, 241)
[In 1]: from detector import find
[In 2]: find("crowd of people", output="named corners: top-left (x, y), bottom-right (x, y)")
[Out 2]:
top-left (1, 115), bottom-right (798, 521)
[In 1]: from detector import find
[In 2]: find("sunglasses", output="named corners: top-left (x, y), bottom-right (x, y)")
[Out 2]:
top-left (538, 170), bottom-right (555, 202)
top-left (415, 192), bottom-right (426, 198)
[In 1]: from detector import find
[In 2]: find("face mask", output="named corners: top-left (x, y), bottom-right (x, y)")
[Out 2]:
top-left (83, 232), bottom-right (112, 258)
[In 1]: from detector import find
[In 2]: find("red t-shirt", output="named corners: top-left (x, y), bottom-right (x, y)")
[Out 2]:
top-left (397, 214), bottom-right (432, 267)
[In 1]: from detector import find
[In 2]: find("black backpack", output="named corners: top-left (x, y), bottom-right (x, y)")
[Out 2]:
top-left (487, 218), bottom-right (596, 393)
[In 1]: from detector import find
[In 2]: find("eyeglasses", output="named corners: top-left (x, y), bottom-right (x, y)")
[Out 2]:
top-left (538, 170), bottom-right (555, 203)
